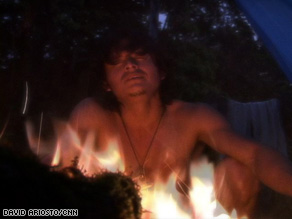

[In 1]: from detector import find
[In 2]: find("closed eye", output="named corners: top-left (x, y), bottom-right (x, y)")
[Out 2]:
top-left (108, 59), bottom-right (123, 65)
top-left (107, 56), bottom-right (125, 65)
top-left (134, 54), bottom-right (149, 60)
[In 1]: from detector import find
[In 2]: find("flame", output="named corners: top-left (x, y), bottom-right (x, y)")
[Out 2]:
top-left (25, 119), bottom-right (56, 164)
top-left (75, 131), bottom-right (98, 174)
top-left (190, 157), bottom-right (234, 219)
top-left (51, 142), bottom-right (61, 166)
top-left (57, 125), bottom-right (124, 175)
top-left (94, 139), bottom-right (124, 172)
top-left (26, 120), bottom-right (239, 218)
top-left (139, 159), bottom-right (235, 219)
top-left (140, 174), bottom-right (192, 219)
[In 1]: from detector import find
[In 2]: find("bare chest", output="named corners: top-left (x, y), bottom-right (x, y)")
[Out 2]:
top-left (97, 115), bottom-right (198, 182)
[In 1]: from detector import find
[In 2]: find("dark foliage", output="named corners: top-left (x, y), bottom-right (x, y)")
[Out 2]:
top-left (0, 146), bottom-right (142, 218)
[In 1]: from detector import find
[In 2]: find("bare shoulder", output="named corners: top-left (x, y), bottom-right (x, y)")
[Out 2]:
top-left (69, 97), bottom-right (109, 129)
top-left (169, 100), bottom-right (229, 129)
top-left (71, 98), bottom-right (105, 115)
top-left (169, 100), bottom-right (217, 116)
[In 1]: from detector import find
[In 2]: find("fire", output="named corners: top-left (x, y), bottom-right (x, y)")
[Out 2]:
top-left (140, 174), bottom-right (192, 219)
top-left (139, 158), bottom-right (235, 219)
top-left (190, 157), bottom-right (233, 219)
top-left (57, 125), bottom-right (124, 175)
top-left (93, 139), bottom-right (124, 172)
top-left (51, 142), bottom-right (61, 166)
top-left (27, 120), bottom-right (237, 219)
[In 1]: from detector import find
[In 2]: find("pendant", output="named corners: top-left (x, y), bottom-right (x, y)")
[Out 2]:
top-left (134, 167), bottom-right (153, 189)
top-left (131, 167), bottom-right (152, 187)
top-left (139, 172), bottom-right (145, 182)
top-left (138, 167), bottom-right (145, 182)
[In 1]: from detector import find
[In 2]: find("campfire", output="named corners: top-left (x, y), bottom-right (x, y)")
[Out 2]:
top-left (23, 119), bottom-right (236, 219)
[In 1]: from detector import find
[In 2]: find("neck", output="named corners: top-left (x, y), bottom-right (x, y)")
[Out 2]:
top-left (119, 94), bottom-right (164, 125)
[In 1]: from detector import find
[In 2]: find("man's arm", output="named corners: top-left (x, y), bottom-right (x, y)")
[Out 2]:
top-left (196, 104), bottom-right (292, 196)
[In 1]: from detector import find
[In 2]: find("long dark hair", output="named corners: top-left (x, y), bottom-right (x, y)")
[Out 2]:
top-left (92, 28), bottom-right (176, 111)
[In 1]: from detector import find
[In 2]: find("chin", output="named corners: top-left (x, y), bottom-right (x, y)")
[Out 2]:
top-left (127, 85), bottom-right (147, 96)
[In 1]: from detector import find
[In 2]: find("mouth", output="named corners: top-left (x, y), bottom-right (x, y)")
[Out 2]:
top-left (125, 74), bottom-right (145, 82)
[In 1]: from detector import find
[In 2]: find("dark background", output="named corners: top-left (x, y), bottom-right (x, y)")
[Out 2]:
top-left (1, 0), bottom-right (292, 157)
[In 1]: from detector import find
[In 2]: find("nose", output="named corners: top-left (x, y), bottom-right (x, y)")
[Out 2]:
top-left (124, 58), bottom-right (138, 71)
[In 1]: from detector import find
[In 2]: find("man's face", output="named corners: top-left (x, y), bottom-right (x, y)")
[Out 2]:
top-left (104, 49), bottom-right (163, 101)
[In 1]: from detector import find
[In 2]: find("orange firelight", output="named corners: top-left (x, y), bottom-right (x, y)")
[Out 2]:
top-left (26, 120), bottom-right (240, 218)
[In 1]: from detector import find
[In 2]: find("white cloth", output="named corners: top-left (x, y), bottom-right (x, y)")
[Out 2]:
top-left (227, 99), bottom-right (288, 157)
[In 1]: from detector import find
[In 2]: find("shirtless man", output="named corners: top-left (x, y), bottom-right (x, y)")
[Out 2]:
top-left (65, 30), bottom-right (292, 217)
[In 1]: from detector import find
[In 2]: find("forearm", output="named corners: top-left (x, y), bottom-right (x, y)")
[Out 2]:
top-left (252, 147), bottom-right (292, 196)
top-left (195, 106), bottom-right (292, 196)
top-left (202, 129), bottom-right (292, 196)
